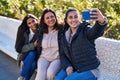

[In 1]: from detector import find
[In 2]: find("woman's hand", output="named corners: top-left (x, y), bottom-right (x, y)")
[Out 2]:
top-left (90, 8), bottom-right (107, 24)
top-left (34, 40), bottom-right (38, 47)
top-left (67, 69), bottom-right (73, 75)
top-left (66, 66), bottom-right (74, 75)
top-left (19, 61), bottom-right (23, 72)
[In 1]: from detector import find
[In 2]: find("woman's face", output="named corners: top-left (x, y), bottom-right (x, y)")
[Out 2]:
top-left (27, 18), bottom-right (38, 31)
top-left (44, 12), bottom-right (56, 28)
top-left (66, 11), bottom-right (80, 29)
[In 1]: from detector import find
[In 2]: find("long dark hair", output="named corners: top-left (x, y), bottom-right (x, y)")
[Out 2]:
top-left (40, 8), bottom-right (63, 33)
top-left (19, 14), bottom-right (39, 33)
top-left (64, 8), bottom-right (79, 29)
top-left (15, 14), bottom-right (39, 53)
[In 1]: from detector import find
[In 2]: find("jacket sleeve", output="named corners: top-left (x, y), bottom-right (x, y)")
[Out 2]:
top-left (21, 32), bottom-right (39, 53)
top-left (36, 27), bottom-right (43, 56)
top-left (21, 42), bottom-right (35, 53)
top-left (85, 21), bottom-right (107, 40)
top-left (59, 34), bottom-right (72, 70)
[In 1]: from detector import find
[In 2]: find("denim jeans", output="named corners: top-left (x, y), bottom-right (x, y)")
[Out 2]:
top-left (20, 51), bottom-right (37, 80)
top-left (54, 69), bottom-right (97, 80)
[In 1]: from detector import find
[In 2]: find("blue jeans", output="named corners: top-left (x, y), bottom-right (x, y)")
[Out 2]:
top-left (54, 69), bottom-right (97, 80)
top-left (20, 51), bottom-right (37, 80)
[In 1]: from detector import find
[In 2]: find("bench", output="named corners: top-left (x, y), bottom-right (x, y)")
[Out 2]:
top-left (0, 16), bottom-right (120, 80)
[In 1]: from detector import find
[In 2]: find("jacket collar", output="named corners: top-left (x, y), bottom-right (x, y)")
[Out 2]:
top-left (64, 23), bottom-right (83, 44)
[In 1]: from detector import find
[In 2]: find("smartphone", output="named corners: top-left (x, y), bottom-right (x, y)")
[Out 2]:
top-left (82, 10), bottom-right (96, 20)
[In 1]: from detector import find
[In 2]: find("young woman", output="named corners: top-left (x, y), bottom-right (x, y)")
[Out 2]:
top-left (55, 8), bottom-right (107, 80)
top-left (35, 9), bottom-right (63, 80)
top-left (15, 14), bottom-right (39, 80)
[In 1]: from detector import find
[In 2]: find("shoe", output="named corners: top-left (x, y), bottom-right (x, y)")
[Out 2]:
top-left (17, 76), bottom-right (24, 80)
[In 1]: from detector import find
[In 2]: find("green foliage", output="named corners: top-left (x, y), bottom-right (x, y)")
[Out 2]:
top-left (0, 0), bottom-right (120, 39)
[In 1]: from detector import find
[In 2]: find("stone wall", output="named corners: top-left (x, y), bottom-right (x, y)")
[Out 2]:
top-left (95, 37), bottom-right (120, 80)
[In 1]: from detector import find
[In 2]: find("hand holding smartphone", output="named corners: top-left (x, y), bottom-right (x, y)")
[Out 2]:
top-left (82, 10), bottom-right (97, 20)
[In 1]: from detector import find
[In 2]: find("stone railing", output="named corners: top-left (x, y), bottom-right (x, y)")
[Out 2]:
top-left (95, 37), bottom-right (120, 80)
top-left (0, 16), bottom-right (21, 59)
top-left (0, 16), bottom-right (120, 80)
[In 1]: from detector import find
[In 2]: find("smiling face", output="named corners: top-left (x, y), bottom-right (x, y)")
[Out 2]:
top-left (27, 18), bottom-right (38, 32)
top-left (44, 12), bottom-right (56, 29)
top-left (66, 10), bottom-right (80, 29)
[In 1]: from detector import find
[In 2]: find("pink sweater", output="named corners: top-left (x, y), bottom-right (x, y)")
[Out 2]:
top-left (40, 29), bottom-right (59, 61)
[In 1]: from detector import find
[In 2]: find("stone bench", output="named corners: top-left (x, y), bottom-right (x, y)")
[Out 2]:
top-left (0, 16), bottom-right (120, 80)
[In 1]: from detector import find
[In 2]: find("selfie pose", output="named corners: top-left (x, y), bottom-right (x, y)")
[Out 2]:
top-left (55, 8), bottom-right (107, 80)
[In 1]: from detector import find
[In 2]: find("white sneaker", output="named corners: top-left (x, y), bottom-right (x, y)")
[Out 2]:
top-left (17, 76), bottom-right (24, 80)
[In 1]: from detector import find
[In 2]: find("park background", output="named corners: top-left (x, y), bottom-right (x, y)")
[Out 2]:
top-left (0, 0), bottom-right (120, 40)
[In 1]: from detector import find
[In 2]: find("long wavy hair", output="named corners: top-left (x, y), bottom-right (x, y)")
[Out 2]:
top-left (15, 14), bottom-right (39, 53)
top-left (40, 8), bottom-right (63, 33)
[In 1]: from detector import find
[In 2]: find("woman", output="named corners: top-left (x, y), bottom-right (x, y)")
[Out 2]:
top-left (15, 14), bottom-right (39, 80)
top-left (35, 9), bottom-right (63, 80)
top-left (55, 8), bottom-right (107, 80)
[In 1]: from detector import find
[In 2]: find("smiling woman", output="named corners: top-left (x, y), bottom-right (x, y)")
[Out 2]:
top-left (65, 8), bottom-right (80, 33)
top-left (44, 12), bottom-right (57, 29)
top-left (15, 14), bottom-right (39, 80)
top-left (35, 9), bottom-right (63, 80)
top-left (55, 7), bottom-right (107, 80)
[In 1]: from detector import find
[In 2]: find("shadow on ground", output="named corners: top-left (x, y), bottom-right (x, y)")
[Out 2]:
top-left (0, 50), bottom-right (36, 80)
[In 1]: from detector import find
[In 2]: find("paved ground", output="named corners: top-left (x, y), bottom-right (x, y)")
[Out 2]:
top-left (0, 50), bottom-right (36, 80)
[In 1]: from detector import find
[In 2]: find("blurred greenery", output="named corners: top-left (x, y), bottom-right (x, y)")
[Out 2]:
top-left (0, 0), bottom-right (120, 39)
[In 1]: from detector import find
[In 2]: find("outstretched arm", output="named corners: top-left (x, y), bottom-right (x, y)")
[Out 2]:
top-left (86, 8), bottom-right (108, 40)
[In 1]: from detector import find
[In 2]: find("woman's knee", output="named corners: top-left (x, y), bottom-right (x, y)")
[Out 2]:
top-left (47, 68), bottom-right (56, 80)
top-left (27, 51), bottom-right (36, 58)
top-left (35, 70), bottom-right (47, 80)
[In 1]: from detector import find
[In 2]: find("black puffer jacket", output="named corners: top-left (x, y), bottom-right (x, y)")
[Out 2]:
top-left (59, 21), bottom-right (107, 73)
